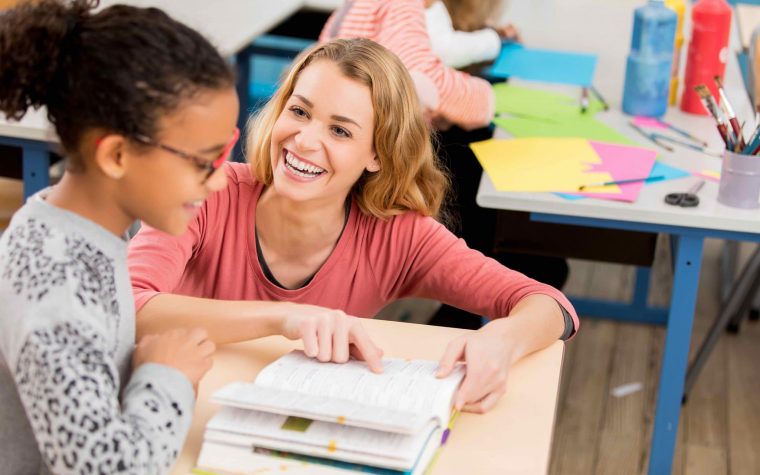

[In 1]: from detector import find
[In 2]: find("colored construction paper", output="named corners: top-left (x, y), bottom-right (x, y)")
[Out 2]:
top-left (651, 161), bottom-right (691, 181)
top-left (493, 83), bottom-right (605, 120)
top-left (489, 43), bottom-right (598, 86)
top-left (493, 116), bottom-right (638, 145)
top-left (695, 169), bottom-right (721, 182)
top-left (632, 116), bottom-right (669, 130)
top-left (471, 138), bottom-right (615, 193)
top-left (564, 141), bottom-right (657, 202)
top-left (556, 161), bottom-right (690, 201)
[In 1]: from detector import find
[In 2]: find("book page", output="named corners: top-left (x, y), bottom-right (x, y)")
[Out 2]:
top-left (205, 407), bottom-right (439, 470)
top-left (213, 382), bottom-right (427, 434)
top-left (255, 351), bottom-right (465, 426)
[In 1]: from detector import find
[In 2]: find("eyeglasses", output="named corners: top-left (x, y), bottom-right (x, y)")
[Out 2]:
top-left (133, 127), bottom-right (240, 181)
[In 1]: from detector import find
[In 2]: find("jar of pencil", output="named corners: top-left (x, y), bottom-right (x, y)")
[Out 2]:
top-left (694, 81), bottom-right (760, 208)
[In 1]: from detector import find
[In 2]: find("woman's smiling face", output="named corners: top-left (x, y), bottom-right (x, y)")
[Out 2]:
top-left (269, 59), bottom-right (379, 205)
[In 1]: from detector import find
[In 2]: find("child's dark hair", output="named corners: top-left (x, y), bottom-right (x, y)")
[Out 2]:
top-left (0, 0), bottom-right (235, 169)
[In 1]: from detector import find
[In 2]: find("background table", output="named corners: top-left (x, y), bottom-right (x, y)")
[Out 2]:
top-left (479, 1), bottom-right (760, 474)
top-left (171, 319), bottom-right (565, 475)
top-left (0, 109), bottom-right (56, 199)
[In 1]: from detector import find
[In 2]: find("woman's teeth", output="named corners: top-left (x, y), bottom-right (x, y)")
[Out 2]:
top-left (285, 151), bottom-right (325, 177)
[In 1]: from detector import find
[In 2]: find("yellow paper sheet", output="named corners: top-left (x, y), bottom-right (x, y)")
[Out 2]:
top-left (470, 138), bottom-right (617, 192)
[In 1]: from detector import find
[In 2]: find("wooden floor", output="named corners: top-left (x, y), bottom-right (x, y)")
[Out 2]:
top-left (551, 238), bottom-right (760, 475)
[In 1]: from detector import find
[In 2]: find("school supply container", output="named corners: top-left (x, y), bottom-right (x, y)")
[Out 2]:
top-left (665, 0), bottom-right (686, 105)
top-left (680, 0), bottom-right (732, 115)
top-left (718, 150), bottom-right (760, 208)
top-left (622, 0), bottom-right (678, 117)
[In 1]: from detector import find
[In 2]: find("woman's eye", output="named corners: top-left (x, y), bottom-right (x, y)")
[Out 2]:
top-left (289, 106), bottom-right (308, 118)
top-left (332, 126), bottom-right (351, 138)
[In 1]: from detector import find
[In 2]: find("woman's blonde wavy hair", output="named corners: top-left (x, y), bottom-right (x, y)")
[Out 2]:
top-left (246, 38), bottom-right (450, 222)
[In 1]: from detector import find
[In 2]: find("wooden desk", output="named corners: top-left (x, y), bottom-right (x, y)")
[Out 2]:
top-left (171, 319), bottom-right (565, 475)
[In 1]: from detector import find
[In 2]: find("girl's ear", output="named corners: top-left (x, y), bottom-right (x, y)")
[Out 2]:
top-left (93, 135), bottom-right (128, 180)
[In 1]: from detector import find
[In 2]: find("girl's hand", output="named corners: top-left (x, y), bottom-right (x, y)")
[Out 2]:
top-left (279, 304), bottom-right (384, 373)
top-left (493, 23), bottom-right (522, 42)
top-left (133, 327), bottom-right (216, 393)
top-left (436, 326), bottom-right (516, 414)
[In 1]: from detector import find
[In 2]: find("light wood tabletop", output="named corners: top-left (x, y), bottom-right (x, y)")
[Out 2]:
top-left (171, 318), bottom-right (565, 475)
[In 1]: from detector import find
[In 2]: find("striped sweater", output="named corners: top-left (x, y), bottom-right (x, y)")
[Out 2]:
top-left (320, 0), bottom-right (495, 130)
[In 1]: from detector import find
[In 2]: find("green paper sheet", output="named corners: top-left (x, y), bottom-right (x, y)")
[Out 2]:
top-left (493, 83), bottom-right (606, 120)
top-left (493, 116), bottom-right (638, 145)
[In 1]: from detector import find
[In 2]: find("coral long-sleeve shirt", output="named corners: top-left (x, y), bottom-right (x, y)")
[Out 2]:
top-left (128, 163), bottom-right (578, 334)
top-left (319, 0), bottom-right (495, 130)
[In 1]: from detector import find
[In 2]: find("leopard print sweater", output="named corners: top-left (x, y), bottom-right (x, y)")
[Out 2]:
top-left (0, 194), bottom-right (195, 475)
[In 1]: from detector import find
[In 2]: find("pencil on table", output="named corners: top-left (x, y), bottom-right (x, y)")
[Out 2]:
top-left (589, 85), bottom-right (610, 111)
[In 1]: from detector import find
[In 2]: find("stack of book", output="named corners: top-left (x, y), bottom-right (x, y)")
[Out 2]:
top-left (195, 351), bottom-right (465, 475)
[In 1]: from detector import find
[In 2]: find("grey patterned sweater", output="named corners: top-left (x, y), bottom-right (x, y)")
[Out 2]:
top-left (0, 191), bottom-right (195, 475)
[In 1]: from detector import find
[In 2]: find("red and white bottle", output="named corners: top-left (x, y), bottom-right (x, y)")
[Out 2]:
top-left (680, 0), bottom-right (732, 115)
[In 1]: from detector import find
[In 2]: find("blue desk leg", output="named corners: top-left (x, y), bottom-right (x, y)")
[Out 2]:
top-left (22, 143), bottom-right (50, 200)
top-left (648, 234), bottom-right (704, 475)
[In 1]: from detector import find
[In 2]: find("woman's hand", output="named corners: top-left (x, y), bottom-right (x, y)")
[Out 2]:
top-left (279, 304), bottom-right (384, 373)
top-left (435, 325), bottom-right (516, 413)
top-left (436, 294), bottom-right (568, 413)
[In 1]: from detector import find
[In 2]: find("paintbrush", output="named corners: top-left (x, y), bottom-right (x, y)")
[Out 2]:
top-left (713, 76), bottom-right (745, 150)
top-left (694, 84), bottom-right (733, 150)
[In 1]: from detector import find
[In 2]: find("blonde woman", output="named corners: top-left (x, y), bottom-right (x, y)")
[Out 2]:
top-left (128, 39), bottom-right (578, 413)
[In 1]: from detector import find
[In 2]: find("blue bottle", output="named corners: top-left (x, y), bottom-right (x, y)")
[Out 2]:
top-left (622, 0), bottom-right (678, 117)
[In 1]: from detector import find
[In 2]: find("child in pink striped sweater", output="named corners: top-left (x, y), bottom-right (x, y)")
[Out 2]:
top-left (320, 0), bottom-right (494, 130)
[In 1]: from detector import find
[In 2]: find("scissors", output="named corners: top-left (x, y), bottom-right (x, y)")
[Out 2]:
top-left (665, 180), bottom-right (705, 207)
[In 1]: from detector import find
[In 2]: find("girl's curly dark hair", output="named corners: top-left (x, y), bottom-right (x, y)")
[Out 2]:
top-left (0, 0), bottom-right (235, 169)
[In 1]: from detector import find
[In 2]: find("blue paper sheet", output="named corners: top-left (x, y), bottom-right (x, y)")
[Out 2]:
top-left (489, 43), bottom-right (598, 86)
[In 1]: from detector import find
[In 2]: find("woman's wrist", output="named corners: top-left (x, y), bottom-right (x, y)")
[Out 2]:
top-left (480, 318), bottom-right (522, 366)
top-left (247, 301), bottom-right (298, 338)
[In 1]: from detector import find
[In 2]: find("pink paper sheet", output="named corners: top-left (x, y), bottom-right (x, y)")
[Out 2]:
top-left (567, 141), bottom-right (658, 202)
top-left (632, 116), bottom-right (669, 130)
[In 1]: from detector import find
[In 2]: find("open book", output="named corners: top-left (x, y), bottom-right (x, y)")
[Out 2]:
top-left (197, 350), bottom-right (465, 475)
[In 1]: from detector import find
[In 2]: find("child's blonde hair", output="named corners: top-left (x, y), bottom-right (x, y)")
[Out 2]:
top-left (246, 38), bottom-right (450, 222)
top-left (442, 0), bottom-right (505, 32)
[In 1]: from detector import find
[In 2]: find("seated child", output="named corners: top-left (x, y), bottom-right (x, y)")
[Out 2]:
top-left (0, 0), bottom-right (236, 471)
